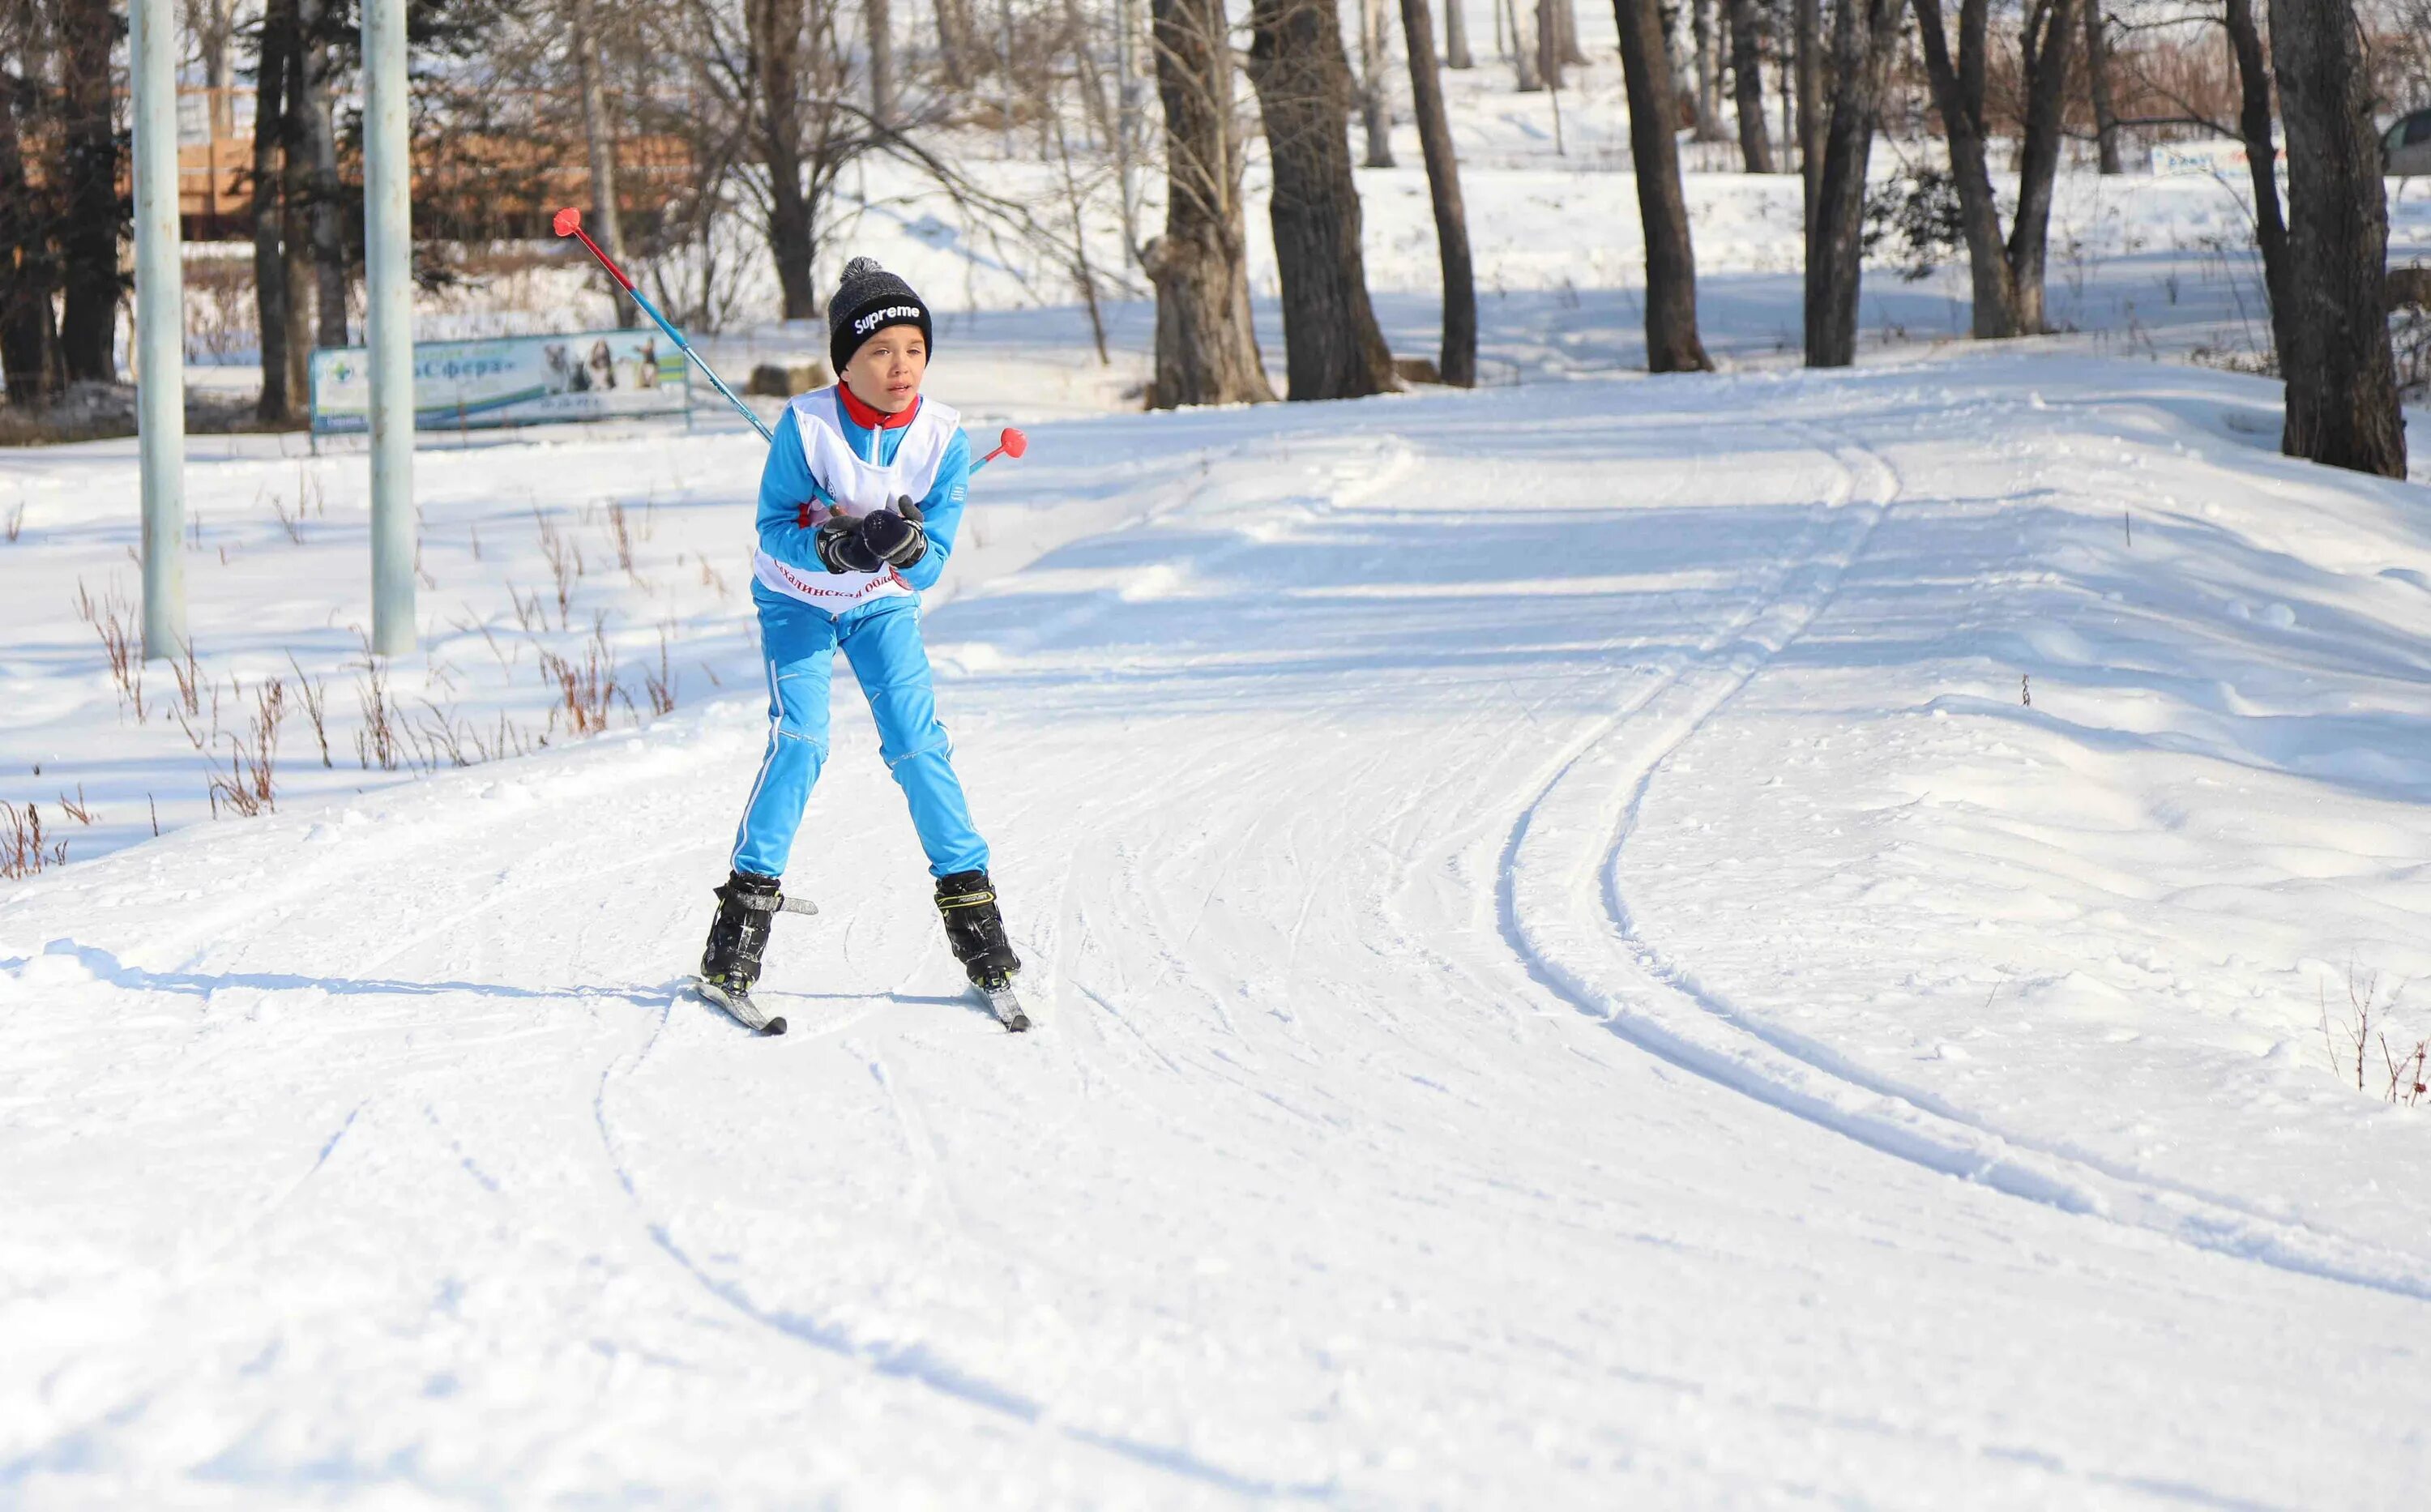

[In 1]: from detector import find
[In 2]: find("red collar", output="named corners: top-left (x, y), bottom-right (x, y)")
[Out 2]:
top-left (838, 385), bottom-right (920, 431)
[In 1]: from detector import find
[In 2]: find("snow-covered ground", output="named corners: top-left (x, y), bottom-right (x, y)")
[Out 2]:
top-left (9, 348), bottom-right (2431, 1505)
top-left (12, 21), bottom-right (2431, 1505)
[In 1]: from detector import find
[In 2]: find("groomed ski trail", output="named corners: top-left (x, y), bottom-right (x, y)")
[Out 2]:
top-left (6, 367), bottom-right (2431, 1507)
top-left (1500, 417), bottom-right (2431, 1301)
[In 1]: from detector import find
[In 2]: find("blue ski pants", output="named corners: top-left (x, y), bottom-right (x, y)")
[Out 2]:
top-left (729, 588), bottom-right (989, 881)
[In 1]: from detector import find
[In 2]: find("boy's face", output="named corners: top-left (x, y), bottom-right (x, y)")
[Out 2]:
top-left (842, 328), bottom-right (928, 414)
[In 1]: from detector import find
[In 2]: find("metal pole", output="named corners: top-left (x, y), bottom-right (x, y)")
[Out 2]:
top-left (132, 0), bottom-right (186, 661)
top-left (362, 0), bottom-right (415, 656)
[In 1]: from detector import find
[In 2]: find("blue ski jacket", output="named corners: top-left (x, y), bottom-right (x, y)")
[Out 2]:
top-left (753, 396), bottom-right (973, 599)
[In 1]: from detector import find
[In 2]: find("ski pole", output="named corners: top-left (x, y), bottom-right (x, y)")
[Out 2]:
top-left (553, 206), bottom-right (773, 444)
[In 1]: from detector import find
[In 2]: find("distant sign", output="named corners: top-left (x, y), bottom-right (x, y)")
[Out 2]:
top-left (309, 330), bottom-right (690, 434)
top-left (2149, 139), bottom-right (2258, 177)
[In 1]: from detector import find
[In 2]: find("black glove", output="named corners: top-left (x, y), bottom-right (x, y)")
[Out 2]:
top-left (859, 508), bottom-right (928, 569)
top-left (814, 515), bottom-right (882, 574)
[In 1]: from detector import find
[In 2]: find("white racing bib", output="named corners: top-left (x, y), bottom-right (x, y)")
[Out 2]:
top-left (753, 386), bottom-right (962, 613)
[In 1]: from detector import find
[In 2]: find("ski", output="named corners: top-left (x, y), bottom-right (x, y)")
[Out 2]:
top-left (976, 979), bottom-right (1031, 1033)
top-left (694, 976), bottom-right (788, 1036)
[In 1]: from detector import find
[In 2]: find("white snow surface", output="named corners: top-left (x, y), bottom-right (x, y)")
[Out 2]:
top-left (8, 352), bottom-right (2431, 1506)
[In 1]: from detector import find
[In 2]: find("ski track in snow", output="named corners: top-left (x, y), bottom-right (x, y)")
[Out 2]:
top-left (8, 362), bottom-right (2431, 1505)
top-left (1502, 416), bottom-right (2431, 1305)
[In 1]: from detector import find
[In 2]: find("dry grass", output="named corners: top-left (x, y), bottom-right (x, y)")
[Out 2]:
top-left (536, 507), bottom-right (583, 629)
top-left (288, 654), bottom-right (332, 768)
top-left (643, 624), bottom-right (678, 716)
top-left (75, 580), bottom-right (145, 720)
top-left (207, 677), bottom-right (286, 818)
top-left (2321, 967), bottom-right (2431, 1107)
top-left (169, 639), bottom-right (204, 718)
top-left (539, 620), bottom-right (629, 737)
top-left (607, 500), bottom-right (637, 577)
top-left (355, 660), bottom-right (404, 772)
top-left (1, 801), bottom-right (67, 878)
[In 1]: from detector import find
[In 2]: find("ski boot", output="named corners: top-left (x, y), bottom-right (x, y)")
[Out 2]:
top-left (699, 870), bottom-right (788, 1035)
top-left (935, 869), bottom-right (1028, 1031)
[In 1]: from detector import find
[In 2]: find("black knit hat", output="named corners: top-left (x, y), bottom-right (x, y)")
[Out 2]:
top-left (828, 257), bottom-right (933, 375)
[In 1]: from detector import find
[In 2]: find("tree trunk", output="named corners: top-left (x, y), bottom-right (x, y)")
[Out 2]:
top-left (2267, 0), bottom-right (2404, 476)
top-left (0, 49), bottom-right (59, 408)
top-left (570, 0), bottom-right (636, 327)
top-left (1553, 0), bottom-right (1585, 65)
top-left (1537, 0), bottom-right (1564, 91)
top-left (936, 0), bottom-right (973, 87)
top-left (1445, 0), bottom-right (1474, 69)
top-left (2083, 3), bottom-right (2122, 174)
top-left (1691, 0), bottom-right (1728, 142)
top-left (1245, 0), bottom-right (1399, 400)
top-left (1728, 0), bottom-right (1773, 172)
top-left (296, 0), bottom-right (348, 350)
top-left (2004, 0), bottom-right (2078, 336)
top-left (867, 0), bottom-right (896, 128)
top-left (1360, 0), bottom-right (1397, 167)
top-left (1794, 0), bottom-right (1821, 221)
top-left (199, 0), bottom-right (237, 136)
top-left (751, 0), bottom-right (819, 321)
top-left (1402, 0), bottom-right (1476, 385)
top-left (280, 40), bottom-right (312, 398)
top-left (2223, 0), bottom-right (2291, 363)
top-left (1510, 0), bottom-right (1544, 92)
top-left (58, 0), bottom-right (118, 384)
top-left (1803, 0), bottom-right (1901, 368)
top-left (1913, 0), bottom-right (2016, 338)
top-left (1614, 0), bottom-right (1713, 371)
top-left (253, 0), bottom-right (295, 422)
top-left (1143, 0), bottom-right (1273, 407)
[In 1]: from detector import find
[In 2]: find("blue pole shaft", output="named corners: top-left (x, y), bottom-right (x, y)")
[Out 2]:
top-left (609, 274), bottom-right (771, 443)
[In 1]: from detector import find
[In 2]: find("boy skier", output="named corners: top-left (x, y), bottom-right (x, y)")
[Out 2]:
top-left (697, 258), bottom-right (1023, 1031)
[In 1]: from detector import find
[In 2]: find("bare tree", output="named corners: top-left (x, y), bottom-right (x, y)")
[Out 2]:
top-left (1445, 0), bottom-right (1474, 69)
top-left (1794, 0), bottom-right (1821, 216)
top-left (1246, 0), bottom-right (1398, 399)
top-left (867, 0), bottom-right (896, 126)
top-left (2268, 0), bottom-right (2403, 476)
top-left (2083, 3), bottom-right (2123, 173)
top-left (1728, 0), bottom-right (1773, 172)
top-left (1143, 0), bottom-right (1272, 406)
top-left (935, 0), bottom-right (975, 86)
top-left (277, 32), bottom-right (312, 397)
top-left (58, 0), bottom-right (118, 382)
top-left (194, 0), bottom-right (241, 135)
top-left (2004, 0), bottom-right (2077, 335)
top-left (1691, 0), bottom-right (1728, 141)
top-left (1402, 0), bottom-right (1476, 384)
top-left (1510, 0), bottom-right (1543, 90)
top-left (1550, 0), bottom-right (1584, 65)
top-left (297, 0), bottom-right (348, 349)
top-left (1, 0), bottom-right (61, 408)
top-left (570, 0), bottom-right (638, 327)
top-left (1614, 0), bottom-right (1712, 371)
top-left (1912, 0), bottom-right (2079, 337)
top-left (1360, 0), bottom-right (1397, 167)
top-left (1804, 0), bottom-right (1902, 368)
top-left (252, 0), bottom-right (297, 421)
top-left (750, 0), bottom-right (822, 319)
top-left (2224, 0), bottom-right (2291, 360)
